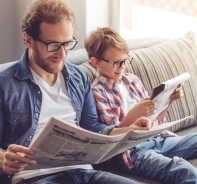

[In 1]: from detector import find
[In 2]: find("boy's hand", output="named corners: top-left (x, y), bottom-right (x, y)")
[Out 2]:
top-left (0, 144), bottom-right (36, 175)
top-left (170, 83), bottom-right (184, 105)
top-left (121, 98), bottom-right (157, 127)
top-left (157, 83), bottom-right (184, 122)
top-left (129, 117), bottom-right (157, 130)
top-left (135, 97), bottom-right (157, 116)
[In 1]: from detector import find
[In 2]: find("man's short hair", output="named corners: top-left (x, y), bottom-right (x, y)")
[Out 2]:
top-left (84, 27), bottom-right (129, 59)
top-left (21, 0), bottom-right (76, 39)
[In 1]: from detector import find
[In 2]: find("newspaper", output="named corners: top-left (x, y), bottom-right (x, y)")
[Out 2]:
top-left (148, 72), bottom-right (190, 120)
top-left (26, 115), bottom-right (193, 170)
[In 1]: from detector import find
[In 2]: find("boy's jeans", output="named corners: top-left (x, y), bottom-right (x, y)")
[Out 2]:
top-left (17, 169), bottom-right (138, 184)
top-left (117, 133), bottom-right (197, 184)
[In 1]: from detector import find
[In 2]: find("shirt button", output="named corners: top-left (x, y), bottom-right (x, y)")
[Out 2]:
top-left (35, 113), bottom-right (39, 117)
top-left (29, 135), bottom-right (32, 139)
top-left (38, 91), bottom-right (41, 94)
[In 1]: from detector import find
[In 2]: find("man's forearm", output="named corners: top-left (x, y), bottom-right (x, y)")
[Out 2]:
top-left (108, 127), bottom-right (129, 136)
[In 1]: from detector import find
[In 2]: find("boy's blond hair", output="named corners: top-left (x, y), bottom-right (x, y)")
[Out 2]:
top-left (84, 27), bottom-right (129, 59)
top-left (21, 0), bottom-right (76, 39)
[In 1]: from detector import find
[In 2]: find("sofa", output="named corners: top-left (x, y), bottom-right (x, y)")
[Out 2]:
top-left (66, 31), bottom-right (197, 184)
top-left (1, 31), bottom-right (197, 183)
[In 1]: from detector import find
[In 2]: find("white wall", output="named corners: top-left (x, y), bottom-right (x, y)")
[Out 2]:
top-left (86, 0), bottom-right (120, 35)
top-left (0, 1), bottom-right (20, 63)
top-left (0, 0), bottom-right (34, 63)
top-left (86, 0), bottom-right (110, 34)
top-left (66, 0), bottom-right (86, 49)
top-left (0, 0), bottom-right (116, 64)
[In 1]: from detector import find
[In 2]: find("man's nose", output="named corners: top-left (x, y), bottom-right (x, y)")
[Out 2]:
top-left (55, 45), bottom-right (66, 59)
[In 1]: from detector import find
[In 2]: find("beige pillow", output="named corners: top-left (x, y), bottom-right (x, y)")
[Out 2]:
top-left (127, 31), bottom-right (197, 132)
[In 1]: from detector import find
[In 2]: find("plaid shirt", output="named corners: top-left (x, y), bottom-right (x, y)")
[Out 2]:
top-left (92, 73), bottom-right (177, 169)
top-left (92, 73), bottom-right (148, 125)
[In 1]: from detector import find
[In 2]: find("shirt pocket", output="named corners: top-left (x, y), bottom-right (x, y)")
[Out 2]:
top-left (4, 111), bottom-right (30, 145)
top-left (5, 111), bottom-right (29, 125)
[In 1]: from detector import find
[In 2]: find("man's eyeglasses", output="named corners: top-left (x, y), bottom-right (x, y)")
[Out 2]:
top-left (35, 37), bottom-right (78, 52)
top-left (101, 56), bottom-right (133, 68)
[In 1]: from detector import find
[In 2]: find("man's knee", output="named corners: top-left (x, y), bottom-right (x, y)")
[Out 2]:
top-left (90, 170), bottom-right (138, 184)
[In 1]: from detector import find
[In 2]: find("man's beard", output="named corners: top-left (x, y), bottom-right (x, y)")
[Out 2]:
top-left (32, 45), bottom-right (65, 74)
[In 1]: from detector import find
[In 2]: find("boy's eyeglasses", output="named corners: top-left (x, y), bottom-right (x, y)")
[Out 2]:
top-left (101, 56), bottom-right (133, 68)
top-left (35, 37), bottom-right (78, 52)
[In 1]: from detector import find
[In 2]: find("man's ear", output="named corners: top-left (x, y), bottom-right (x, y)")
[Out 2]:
top-left (90, 57), bottom-right (100, 68)
top-left (23, 32), bottom-right (33, 48)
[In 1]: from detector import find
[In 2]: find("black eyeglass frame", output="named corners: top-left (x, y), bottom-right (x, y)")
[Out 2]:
top-left (101, 55), bottom-right (133, 68)
top-left (35, 37), bottom-right (78, 52)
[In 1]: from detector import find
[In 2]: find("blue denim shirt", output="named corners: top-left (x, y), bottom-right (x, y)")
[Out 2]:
top-left (0, 50), bottom-right (115, 151)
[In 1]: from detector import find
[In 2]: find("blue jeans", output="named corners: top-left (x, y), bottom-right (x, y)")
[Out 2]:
top-left (16, 169), bottom-right (138, 184)
top-left (117, 133), bottom-right (197, 184)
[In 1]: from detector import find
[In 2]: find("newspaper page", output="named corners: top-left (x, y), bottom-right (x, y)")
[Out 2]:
top-left (148, 72), bottom-right (190, 120)
top-left (26, 117), bottom-right (127, 170)
top-left (101, 115), bottom-right (193, 161)
top-left (26, 115), bottom-right (193, 169)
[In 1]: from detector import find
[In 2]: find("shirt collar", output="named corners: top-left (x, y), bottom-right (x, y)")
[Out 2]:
top-left (96, 73), bottom-right (132, 89)
top-left (15, 49), bottom-right (33, 81)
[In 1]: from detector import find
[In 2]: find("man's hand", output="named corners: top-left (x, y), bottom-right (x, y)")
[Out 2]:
top-left (0, 144), bottom-right (36, 175)
top-left (109, 117), bottom-right (157, 135)
top-left (129, 117), bottom-right (157, 131)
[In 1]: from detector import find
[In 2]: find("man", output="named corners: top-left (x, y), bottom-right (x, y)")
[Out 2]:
top-left (0, 0), bottom-right (154, 183)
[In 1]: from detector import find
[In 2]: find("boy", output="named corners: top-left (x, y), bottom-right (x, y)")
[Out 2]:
top-left (84, 27), bottom-right (197, 183)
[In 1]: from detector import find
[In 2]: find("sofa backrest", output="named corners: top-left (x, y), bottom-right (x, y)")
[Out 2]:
top-left (127, 31), bottom-right (197, 132)
top-left (1, 33), bottom-right (197, 132)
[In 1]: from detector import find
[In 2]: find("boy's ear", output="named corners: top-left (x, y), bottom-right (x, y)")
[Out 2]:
top-left (90, 57), bottom-right (100, 68)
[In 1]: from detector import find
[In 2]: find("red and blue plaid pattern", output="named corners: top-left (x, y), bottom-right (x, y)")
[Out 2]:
top-left (92, 73), bottom-right (148, 125)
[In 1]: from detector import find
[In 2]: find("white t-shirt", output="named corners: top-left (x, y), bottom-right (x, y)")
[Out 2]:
top-left (12, 71), bottom-right (92, 184)
top-left (116, 81), bottom-right (137, 113)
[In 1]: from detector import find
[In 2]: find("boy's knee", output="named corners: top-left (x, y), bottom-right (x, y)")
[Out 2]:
top-left (172, 157), bottom-right (197, 180)
top-left (172, 156), bottom-right (181, 163)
